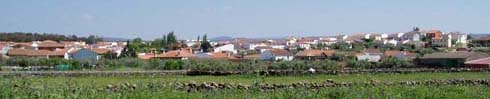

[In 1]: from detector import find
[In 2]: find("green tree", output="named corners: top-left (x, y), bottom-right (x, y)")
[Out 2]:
top-left (103, 52), bottom-right (119, 59)
top-left (467, 35), bottom-right (473, 40)
top-left (329, 42), bottom-right (351, 51)
top-left (166, 31), bottom-right (177, 45)
top-left (0, 54), bottom-right (4, 64)
top-left (379, 44), bottom-right (396, 51)
top-left (151, 38), bottom-right (163, 49)
top-left (164, 31), bottom-right (183, 50)
top-left (162, 35), bottom-right (167, 50)
top-left (422, 36), bottom-right (431, 42)
top-left (315, 43), bottom-right (327, 49)
top-left (351, 43), bottom-right (365, 52)
top-left (413, 27), bottom-right (420, 32)
top-left (121, 40), bottom-right (137, 57)
top-left (132, 37), bottom-right (143, 44)
top-left (85, 35), bottom-right (100, 44)
top-left (455, 42), bottom-right (464, 48)
top-left (197, 36), bottom-right (201, 42)
top-left (200, 34), bottom-right (212, 52)
top-left (416, 48), bottom-right (434, 56)
top-left (363, 39), bottom-right (376, 48)
top-left (130, 37), bottom-right (148, 52)
top-left (347, 59), bottom-right (373, 69)
top-left (329, 53), bottom-right (346, 61)
top-left (399, 44), bottom-right (417, 52)
top-left (379, 57), bottom-right (414, 68)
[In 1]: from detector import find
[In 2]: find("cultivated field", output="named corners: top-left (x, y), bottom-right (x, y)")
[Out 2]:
top-left (1, 72), bottom-right (490, 98)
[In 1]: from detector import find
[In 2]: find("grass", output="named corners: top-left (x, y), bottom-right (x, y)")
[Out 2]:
top-left (1, 72), bottom-right (490, 98)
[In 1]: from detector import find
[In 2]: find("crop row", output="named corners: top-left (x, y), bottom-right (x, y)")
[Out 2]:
top-left (95, 79), bottom-right (490, 92)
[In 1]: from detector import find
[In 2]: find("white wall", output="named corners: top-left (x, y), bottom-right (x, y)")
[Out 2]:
top-left (275, 56), bottom-right (294, 61)
top-left (259, 50), bottom-right (293, 61)
top-left (214, 44), bottom-right (235, 53)
top-left (356, 54), bottom-right (381, 62)
top-left (271, 45), bottom-right (285, 49)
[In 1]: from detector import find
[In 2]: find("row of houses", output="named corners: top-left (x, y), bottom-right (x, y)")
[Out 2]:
top-left (0, 40), bottom-right (125, 64)
top-left (189, 29), bottom-right (468, 59)
top-left (0, 28), bottom-right (484, 68)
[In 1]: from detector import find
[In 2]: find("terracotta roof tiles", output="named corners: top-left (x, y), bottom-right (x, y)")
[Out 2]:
top-left (295, 49), bottom-right (334, 57)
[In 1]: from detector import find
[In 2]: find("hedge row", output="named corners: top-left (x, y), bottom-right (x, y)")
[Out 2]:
top-left (2, 57), bottom-right (415, 71)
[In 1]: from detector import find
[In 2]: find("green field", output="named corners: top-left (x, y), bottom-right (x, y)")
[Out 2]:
top-left (1, 72), bottom-right (490, 99)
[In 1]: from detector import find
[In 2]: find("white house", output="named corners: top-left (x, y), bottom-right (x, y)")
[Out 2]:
top-left (431, 34), bottom-right (452, 47)
top-left (260, 49), bottom-right (293, 61)
top-left (286, 37), bottom-right (297, 46)
top-left (450, 32), bottom-right (468, 48)
top-left (319, 40), bottom-right (336, 45)
top-left (255, 46), bottom-right (273, 53)
top-left (371, 34), bottom-right (386, 41)
top-left (248, 43), bottom-right (268, 50)
top-left (0, 44), bottom-right (8, 55)
top-left (270, 45), bottom-right (286, 49)
top-left (401, 31), bottom-right (422, 41)
top-left (397, 32), bottom-right (405, 38)
top-left (296, 43), bottom-right (311, 50)
top-left (214, 44), bottom-right (236, 53)
top-left (356, 49), bottom-right (383, 62)
top-left (383, 39), bottom-right (398, 46)
top-left (364, 34), bottom-right (371, 39)
top-left (381, 33), bottom-right (389, 39)
top-left (339, 35), bottom-right (348, 40)
top-left (320, 37), bottom-right (337, 41)
top-left (185, 40), bottom-right (200, 47)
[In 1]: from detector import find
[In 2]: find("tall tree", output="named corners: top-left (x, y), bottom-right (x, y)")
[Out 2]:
top-left (121, 40), bottom-right (136, 57)
top-left (200, 34), bottom-right (212, 52)
top-left (197, 36), bottom-right (200, 42)
top-left (151, 38), bottom-right (163, 49)
top-left (166, 31), bottom-right (177, 45)
top-left (131, 38), bottom-right (144, 52)
top-left (85, 35), bottom-right (98, 44)
top-left (413, 27), bottom-right (420, 32)
top-left (162, 35), bottom-right (167, 50)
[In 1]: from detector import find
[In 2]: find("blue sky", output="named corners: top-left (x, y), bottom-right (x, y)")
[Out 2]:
top-left (1, 0), bottom-right (489, 40)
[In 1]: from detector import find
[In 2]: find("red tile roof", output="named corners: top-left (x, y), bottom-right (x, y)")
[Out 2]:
top-left (91, 48), bottom-right (111, 54)
top-left (465, 57), bottom-right (490, 65)
top-left (244, 54), bottom-right (260, 59)
top-left (210, 52), bottom-right (229, 59)
top-left (155, 49), bottom-right (193, 58)
top-left (138, 49), bottom-right (193, 60)
top-left (384, 50), bottom-right (415, 57)
top-left (295, 49), bottom-right (334, 57)
top-left (37, 41), bottom-right (65, 48)
top-left (420, 51), bottom-right (490, 61)
top-left (7, 48), bottom-right (66, 56)
top-left (268, 49), bottom-right (291, 56)
top-left (138, 53), bottom-right (157, 60)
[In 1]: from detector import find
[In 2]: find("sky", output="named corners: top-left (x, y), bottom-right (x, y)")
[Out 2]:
top-left (1, 0), bottom-right (489, 40)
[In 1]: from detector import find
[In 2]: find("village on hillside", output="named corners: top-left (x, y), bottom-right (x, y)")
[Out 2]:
top-left (2, 28), bottom-right (490, 70)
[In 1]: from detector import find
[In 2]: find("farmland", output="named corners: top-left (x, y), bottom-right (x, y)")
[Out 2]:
top-left (1, 72), bottom-right (490, 98)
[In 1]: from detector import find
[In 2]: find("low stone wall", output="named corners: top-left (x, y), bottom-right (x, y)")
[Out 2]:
top-left (188, 68), bottom-right (490, 75)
